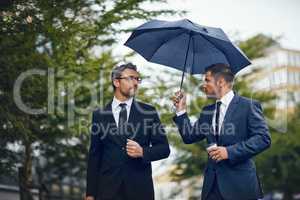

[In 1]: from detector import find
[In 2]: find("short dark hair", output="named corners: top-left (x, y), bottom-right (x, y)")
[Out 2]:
top-left (205, 63), bottom-right (234, 84)
top-left (111, 62), bottom-right (138, 90)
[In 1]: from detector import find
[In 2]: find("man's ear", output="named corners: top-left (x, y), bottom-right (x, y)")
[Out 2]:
top-left (113, 79), bottom-right (120, 88)
top-left (218, 77), bottom-right (226, 88)
top-left (215, 77), bottom-right (222, 87)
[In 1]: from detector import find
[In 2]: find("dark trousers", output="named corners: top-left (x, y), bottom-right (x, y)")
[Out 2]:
top-left (206, 177), bottom-right (224, 200)
top-left (99, 182), bottom-right (126, 200)
top-left (99, 181), bottom-right (149, 200)
top-left (205, 177), bottom-right (258, 200)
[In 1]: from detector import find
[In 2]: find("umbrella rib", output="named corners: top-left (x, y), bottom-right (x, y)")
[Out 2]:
top-left (195, 33), bottom-right (230, 65)
top-left (204, 34), bottom-right (251, 71)
top-left (199, 34), bottom-right (231, 60)
top-left (148, 30), bottom-right (188, 61)
top-left (204, 34), bottom-right (250, 66)
top-left (191, 36), bottom-right (195, 74)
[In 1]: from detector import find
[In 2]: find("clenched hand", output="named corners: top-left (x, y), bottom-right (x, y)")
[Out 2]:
top-left (208, 146), bottom-right (228, 162)
top-left (126, 139), bottom-right (143, 158)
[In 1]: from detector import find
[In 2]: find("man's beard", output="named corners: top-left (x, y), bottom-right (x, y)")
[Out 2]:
top-left (204, 87), bottom-right (220, 100)
top-left (121, 88), bottom-right (136, 98)
top-left (128, 88), bottom-right (136, 97)
top-left (202, 87), bottom-right (215, 100)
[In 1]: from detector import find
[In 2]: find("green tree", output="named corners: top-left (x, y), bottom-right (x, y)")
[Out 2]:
top-left (255, 105), bottom-right (300, 199)
top-left (238, 33), bottom-right (279, 60)
top-left (0, 1), bottom-right (182, 199)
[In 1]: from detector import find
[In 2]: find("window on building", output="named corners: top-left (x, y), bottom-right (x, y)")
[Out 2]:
top-left (288, 71), bottom-right (294, 84)
top-left (295, 72), bottom-right (300, 85)
top-left (297, 54), bottom-right (300, 66)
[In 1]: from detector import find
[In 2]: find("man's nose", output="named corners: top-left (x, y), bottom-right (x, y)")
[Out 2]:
top-left (130, 80), bottom-right (138, 87)
top-left (132, 78), bottom-right (139, 85)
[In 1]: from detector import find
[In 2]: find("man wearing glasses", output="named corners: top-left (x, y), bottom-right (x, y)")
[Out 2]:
top-left (86, 63), bottom-right (170, 200)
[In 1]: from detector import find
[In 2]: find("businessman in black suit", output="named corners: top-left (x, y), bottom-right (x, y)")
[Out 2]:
top-left (86, 63), bottom-right (170, 200)
top-left (172, 64), bottom-right (271, 200)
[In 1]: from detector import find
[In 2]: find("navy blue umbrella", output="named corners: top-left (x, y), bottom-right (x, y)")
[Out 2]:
top-left (124, 19), bottom-right (251, 89)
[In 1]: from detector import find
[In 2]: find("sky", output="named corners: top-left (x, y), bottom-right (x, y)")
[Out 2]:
top-left (113, 0), bottom-right (300, 78)
top-left (156, 0), bottom-right (300, 49)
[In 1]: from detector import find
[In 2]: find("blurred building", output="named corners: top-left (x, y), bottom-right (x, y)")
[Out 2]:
top-left (240, 46), bottom-right (300, 113)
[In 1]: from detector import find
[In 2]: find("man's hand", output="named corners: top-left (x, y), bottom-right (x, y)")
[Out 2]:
top-left (172, 91), bottom-right (186, 112)
top-left (208, 146), bottom-right (228, 162)
top-left (85, 196), bottom-right (94, 200)
top-left (126, 139), bottom-right (143, 158)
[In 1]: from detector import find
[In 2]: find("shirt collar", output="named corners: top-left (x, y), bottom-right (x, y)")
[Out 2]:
top-left (112, 96), bottom-right (133, 110)
top-left (218, 90), bottom-right (234, 106)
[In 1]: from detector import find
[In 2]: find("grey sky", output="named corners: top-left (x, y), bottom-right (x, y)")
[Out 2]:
top-left (113, 0), bottom-right (299, 78)
top-left (118, 0), bottom-right (299, 49)
top-left (167, 0), bottom-right (299, 49)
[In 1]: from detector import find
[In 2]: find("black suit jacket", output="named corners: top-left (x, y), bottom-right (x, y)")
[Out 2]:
top-left (86, 99), bottom-right (170, 199)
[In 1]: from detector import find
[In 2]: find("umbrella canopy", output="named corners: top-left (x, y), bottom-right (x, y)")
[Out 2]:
top-left (124, 19), bottom-right (251, 88)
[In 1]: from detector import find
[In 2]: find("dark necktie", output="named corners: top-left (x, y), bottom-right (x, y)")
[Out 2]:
top-left (118, 103), bottom-right (127, 137)
top-left (215, 101), bottom-right (222, 143)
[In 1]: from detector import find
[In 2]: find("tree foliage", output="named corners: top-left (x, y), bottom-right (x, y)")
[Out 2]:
top-left (0, 0), bottom-right (182, 198)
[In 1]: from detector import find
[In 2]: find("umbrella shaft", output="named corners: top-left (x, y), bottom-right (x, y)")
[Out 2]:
top-left (180, 32), bottom-right (191, 91)
top-left (180, 71), bottom-right (185, 91)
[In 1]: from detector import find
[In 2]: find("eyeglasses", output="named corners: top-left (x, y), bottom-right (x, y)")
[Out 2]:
top-left (117, 76), bottom-right (142, 83)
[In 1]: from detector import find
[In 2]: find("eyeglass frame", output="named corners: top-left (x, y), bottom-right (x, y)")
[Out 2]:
top-left (116, 76), bottom-right (142, 83)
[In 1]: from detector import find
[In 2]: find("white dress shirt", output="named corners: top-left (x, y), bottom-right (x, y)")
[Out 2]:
top-left (111, 96), bottom-right (133, 127)
top-left (212, 90), bottom-right (234, 135)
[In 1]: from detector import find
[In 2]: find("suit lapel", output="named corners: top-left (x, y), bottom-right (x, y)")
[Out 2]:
top-left (102, 100), bottom-right (115, 124)
top-left (126, 99), bottom-right (140, 139)
top-left (128, 99), bottom-right (138, 125)
top-left (102, 101), bottom-right (125, 147)
top-left (220, 94), bottom-right (240, 135)
top-left (222, 94), bottom-right (240, 124)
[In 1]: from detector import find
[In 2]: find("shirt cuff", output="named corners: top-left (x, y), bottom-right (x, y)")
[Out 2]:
top-left (176, 109), bottom-right (186, 116)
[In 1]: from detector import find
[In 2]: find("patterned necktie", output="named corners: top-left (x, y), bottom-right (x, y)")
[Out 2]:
top-left (118, 103), bottom-right (127, 137)
top-left (215, 101), bottom-right (222, 143)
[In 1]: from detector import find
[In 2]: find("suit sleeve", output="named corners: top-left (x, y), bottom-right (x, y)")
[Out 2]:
top-left (86, 111), bottom-right (103, 197)
top-left (142, 108), bottom-right (170, 163)
top-left (226, 101), bottom-right (271, 164)
top-left (173, 111), bottom-right (207, 144)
